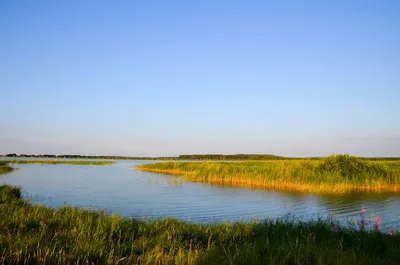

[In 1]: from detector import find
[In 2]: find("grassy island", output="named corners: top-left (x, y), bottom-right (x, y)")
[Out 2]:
top-left (135, 155), bottom-right (400, 193)
top-left (0, 184), bottom-right (399, 265)
top-left (3, 160), bottom-right (115, 166)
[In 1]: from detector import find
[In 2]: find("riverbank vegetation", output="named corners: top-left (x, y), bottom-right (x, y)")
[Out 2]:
top-left (135, 155), bottom-right (400, 193)
top-left (0, 162), bottom-right (13, 174)
top-left (0, 184), bottom-right (399, 265)
top-left (2, 160), bottom-right (115, 165)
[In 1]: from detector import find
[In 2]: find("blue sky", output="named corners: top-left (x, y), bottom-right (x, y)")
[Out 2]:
top-left (1, 0), bottom-right (399, 156)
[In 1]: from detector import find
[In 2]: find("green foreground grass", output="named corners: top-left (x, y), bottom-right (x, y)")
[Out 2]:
top-left (135, 155), bottom-right (400, 193)
top-left (0, 185), bottom-right (399, 265)
top-left (0, 162), bottom-right (13, 174)
top-left (2, 160), bottom-right (115, 166)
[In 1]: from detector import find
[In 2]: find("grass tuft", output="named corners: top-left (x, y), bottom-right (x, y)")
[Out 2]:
top-left (0, 162), bottom-right (14, 174)
top-left (0, 184), bottom-right (21, 202)
top-left (317, 154), bottom-right (387, 181)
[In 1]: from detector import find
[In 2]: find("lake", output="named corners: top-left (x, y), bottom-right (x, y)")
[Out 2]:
top-left (1, 159), bottom-right (399, 231)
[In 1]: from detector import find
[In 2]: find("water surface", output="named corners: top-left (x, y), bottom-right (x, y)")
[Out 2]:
top-left (1, 159), bottom-right (399, 231)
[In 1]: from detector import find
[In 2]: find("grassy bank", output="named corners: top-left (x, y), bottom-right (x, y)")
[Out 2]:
top-left (0, 185), bottom-right (398, 265)
top-left (135, 155), bottom-right (400, 193)
top-left (2, 160), bottom-right (115, 166)
top-left (0, 162), bottom-right (13, 174)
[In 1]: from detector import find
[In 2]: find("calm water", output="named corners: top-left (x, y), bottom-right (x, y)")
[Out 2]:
top-left (1, 159), bottom-right (400, 231)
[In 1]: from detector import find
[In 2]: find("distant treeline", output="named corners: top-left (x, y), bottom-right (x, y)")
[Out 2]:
top-left (2, 153), bottom-right (400, 161)
top-left (2, 153), bottom-right (296, 160)
top-left (362, 157), bottom-right (400, 161)
top-left (178, 155), bottom-right (400, 161)
top-left (2, 154), bottom-right (175, 160)
top-left (177, 154), bottom-right (289, 160)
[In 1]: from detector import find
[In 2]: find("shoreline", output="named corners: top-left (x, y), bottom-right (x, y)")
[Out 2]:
top-left (1, 184), bottom-right (399, 265)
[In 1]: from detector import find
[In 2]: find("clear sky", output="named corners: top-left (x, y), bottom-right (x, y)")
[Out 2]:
top-left (1, 0), bottom-right (399, 157)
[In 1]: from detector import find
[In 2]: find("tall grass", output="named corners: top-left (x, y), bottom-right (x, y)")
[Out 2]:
top-left (0, 162), bottom-right (13, 174)
top-left (3, 160), bottom-right (115, 165)
top-left (135, 155), bottom-right (400, 193)
top-left (0, 184), bottom-right (399, 265)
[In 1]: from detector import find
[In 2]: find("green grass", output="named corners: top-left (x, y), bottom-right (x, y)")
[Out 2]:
top-left (2, 160), bottom-right (115, 165)
top-left (0, 162), bottom-right (14, 174)
top-left (135, 154), bottom-right (400, 193)
top-left (0, 184), bottom-right (399, 265)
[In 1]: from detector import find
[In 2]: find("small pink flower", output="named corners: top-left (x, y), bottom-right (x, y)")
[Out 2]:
top-left (388, 231), bottom-right (393, 237)
top-left (373, 216), bottom-right (381, 231)
top-left (361, 208), bottom-right (366, 213)
top-left (167, 232), bottom-right (172, 241)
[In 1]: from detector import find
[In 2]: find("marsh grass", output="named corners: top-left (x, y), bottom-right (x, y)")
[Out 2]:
top-left (0, 184), bottom-right (399, 265)
top-left (135, 155), bottom-right (400, 193)
top-left (3, 160), bottom-right (115, 166)
top-left (0, 162), bottom-right (13, 174)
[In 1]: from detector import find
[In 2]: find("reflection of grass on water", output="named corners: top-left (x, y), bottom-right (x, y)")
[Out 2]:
top-left (2, 160), bottom-right (115, 165)
top-left (146, 177), bottom-right (183, 187)
top-left (135, 154), bottom-right (400, 193)
top-left (1, 184), bottom-right (399, 265)
top-left (168, 177), bottom-right (183, 187)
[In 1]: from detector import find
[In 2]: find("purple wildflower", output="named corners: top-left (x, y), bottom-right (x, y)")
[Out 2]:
top-left (359, 209), bottom-right (366, 230)
top-left (373, 216), bottom-right (381, 231)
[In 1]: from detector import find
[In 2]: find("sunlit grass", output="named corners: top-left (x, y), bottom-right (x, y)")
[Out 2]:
top-left (0, 184), bottom-right (399, 265)
top-left (3, 160), bottom-right (115, 165)
top-left (135, 155), bottom-right (400, 193)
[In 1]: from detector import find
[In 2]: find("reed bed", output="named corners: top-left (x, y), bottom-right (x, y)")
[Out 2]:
top-left (0, 184), bottom-right (399, 265)
top-left (135, 155), bottom-right (400, 193)
top-left (3, 160), bottom-right (115, 166)
top-left (0, 162), bottom-right (13, 174)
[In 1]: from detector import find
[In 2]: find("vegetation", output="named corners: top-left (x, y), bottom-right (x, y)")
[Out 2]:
top-left (0, 162), bottom-right (13, 174)
top-left (2, 160), bottom-right (115, 166)
top-left (2, 154), bottom-right (176, 160)
top-left (135, 155), bottom-right (400, 193)
top-left (177, 154), bottom-right (287, 160)
top-left (0, 184), bottom-right (398, 265)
